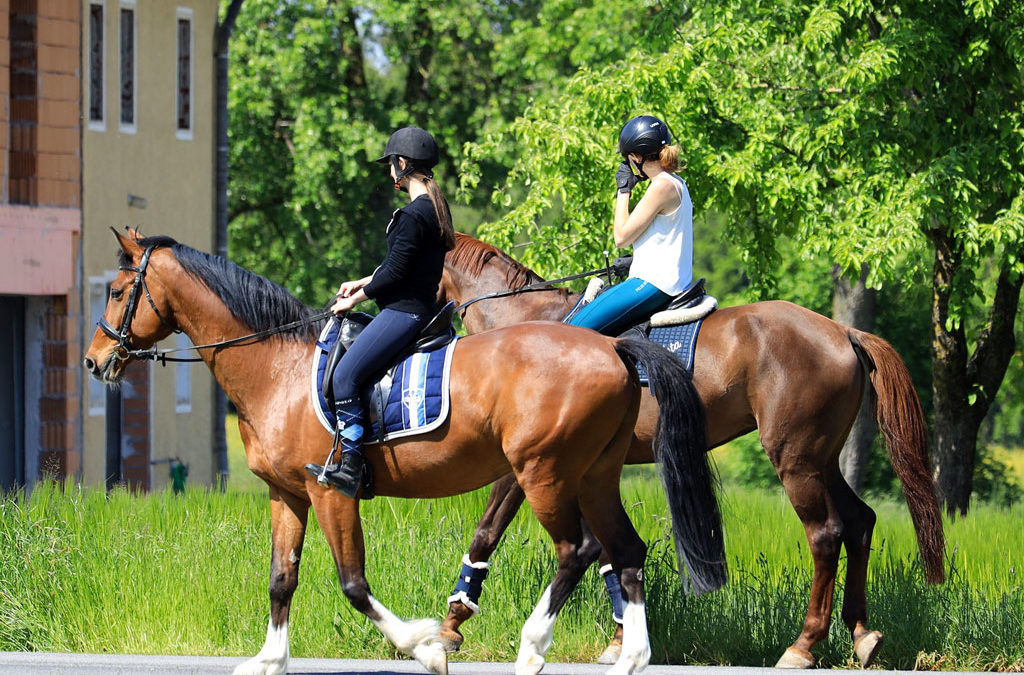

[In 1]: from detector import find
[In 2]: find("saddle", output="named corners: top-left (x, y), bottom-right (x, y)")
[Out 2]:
top-left (320, 301), bottom-right (457, 405)
top-left (614, 278), bottom-right (718, 375)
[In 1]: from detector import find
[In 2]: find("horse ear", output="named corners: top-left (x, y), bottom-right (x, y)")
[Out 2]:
top-left (111, 226), bottom-right (141, 256)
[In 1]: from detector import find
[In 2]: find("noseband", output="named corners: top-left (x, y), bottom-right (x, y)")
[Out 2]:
top-left (97, 245), bottom-right (180, 359)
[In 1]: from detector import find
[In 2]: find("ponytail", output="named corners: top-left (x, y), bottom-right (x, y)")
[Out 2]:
top-left (659, 144), bottom-right (680, 172)
top-left (424, 175), bottom-right (456, 251)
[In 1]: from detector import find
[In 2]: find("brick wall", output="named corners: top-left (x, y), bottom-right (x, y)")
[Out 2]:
top-left (36, 0), bottom-right (81, 207)
top-left (37, 293), bottom-right (81, 479)
top-left (119, 361), bottom-right (151, 491)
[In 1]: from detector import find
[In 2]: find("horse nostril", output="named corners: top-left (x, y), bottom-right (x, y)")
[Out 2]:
top-left (83, 357), bottom-right (96, 373)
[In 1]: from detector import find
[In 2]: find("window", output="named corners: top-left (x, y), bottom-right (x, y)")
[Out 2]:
top-left (176, 8), bottom-right (193, 138)
top-left (88, 275), bottom-right (117, 416)
top-left (119, 1), bottom-right (136, 132)
top-left (175, 334), bottom-right (193, 413)
top-left (89, 2), bottom-right (104, 129)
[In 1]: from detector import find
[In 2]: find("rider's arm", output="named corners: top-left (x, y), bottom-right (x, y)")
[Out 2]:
top-left (612, 178), bottom-right (680, 249)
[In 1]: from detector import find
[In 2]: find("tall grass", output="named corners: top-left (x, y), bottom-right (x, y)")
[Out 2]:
top-left (1, 475), bottom-right (1021, 670)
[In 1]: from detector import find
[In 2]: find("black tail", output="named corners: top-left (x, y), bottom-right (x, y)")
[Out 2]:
top-left (614, 337), bottom-right (727, 594)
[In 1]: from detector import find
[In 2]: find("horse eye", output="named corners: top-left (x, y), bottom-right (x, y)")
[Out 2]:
top-left (110, 288), bottom-right (124, 300)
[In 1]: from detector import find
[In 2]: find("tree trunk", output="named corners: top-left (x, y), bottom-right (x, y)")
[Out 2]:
top-left (927, 228), bottom-right (1022, 516)
top-left (832, 264), bottom-right (877, 494)
top-left (212, 0), bottom-right (245, 489)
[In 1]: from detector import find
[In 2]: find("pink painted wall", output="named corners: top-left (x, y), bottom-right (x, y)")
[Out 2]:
top-left (0, 204), bottom-right (81, 294)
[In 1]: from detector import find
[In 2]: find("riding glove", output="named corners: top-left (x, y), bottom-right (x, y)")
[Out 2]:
top-left (615, 161), bottom-right (640, 193)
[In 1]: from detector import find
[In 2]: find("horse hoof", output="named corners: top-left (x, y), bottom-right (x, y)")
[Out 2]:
top-left (596, 642), bottom-right (621, 665)
top-left (775, 646), bottom-right (815, 669)
top-left (232, 657), bottom-right (286, 675)
top-left (413, 640), bottom-right (448, 675)
top-left (438, 627), bottom-right (464, 653)
top-left (514, 655), bottom-right (545, 675)
top-left (854, 630), bottom-right (884, 668)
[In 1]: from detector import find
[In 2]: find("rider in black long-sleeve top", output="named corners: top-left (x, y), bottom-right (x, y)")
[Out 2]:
top-left (308, 127), bottom-right (455, 498)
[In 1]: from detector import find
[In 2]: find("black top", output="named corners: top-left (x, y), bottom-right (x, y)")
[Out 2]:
top-left (362, 195), bottom-right (446, 316)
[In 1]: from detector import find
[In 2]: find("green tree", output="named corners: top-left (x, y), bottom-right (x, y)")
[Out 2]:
top-left (468, 0), bottom-right (1024, 514)
top-left (226, 0), bottom-right (653, 303)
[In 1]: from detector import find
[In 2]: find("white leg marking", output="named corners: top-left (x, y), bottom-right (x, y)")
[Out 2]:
top-left (232, 618), bottom-right (289, 675)
top-left (516, 585), bottom-right (557, 675)
top-left (368, 596), bottom-right (447, 675)
top-left (607, 601), bottom-right (651, 675)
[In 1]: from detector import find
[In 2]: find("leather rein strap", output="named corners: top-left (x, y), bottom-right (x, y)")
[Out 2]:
top-left (453, 256), bottom-right (632, 316)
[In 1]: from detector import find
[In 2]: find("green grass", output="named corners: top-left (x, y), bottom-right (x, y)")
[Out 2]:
top-left (0, 419), bottom-right (1019, 669)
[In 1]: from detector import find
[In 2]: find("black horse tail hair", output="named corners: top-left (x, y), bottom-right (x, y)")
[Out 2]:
top-left (614, 336), bottom-right (727, 594)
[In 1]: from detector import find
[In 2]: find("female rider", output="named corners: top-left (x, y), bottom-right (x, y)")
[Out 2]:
top-left (309, 126), bottom-right (455, 498)
top-left (566, 114), bottom-right (692, 335)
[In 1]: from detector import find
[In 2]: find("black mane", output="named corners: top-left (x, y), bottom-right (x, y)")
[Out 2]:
top-left (125, 235), bottom-right (325, 340)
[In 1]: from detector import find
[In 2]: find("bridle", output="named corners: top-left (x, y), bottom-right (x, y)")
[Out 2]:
top-left (97, 245), bottom-right (181, 360)
top-left (97, 243), bottom-right (333, 365)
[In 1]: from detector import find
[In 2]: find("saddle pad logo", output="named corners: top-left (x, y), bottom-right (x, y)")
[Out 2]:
top-left (637, 318), bottom-right (704, 382)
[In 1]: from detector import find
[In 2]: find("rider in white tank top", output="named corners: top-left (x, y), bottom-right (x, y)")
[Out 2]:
top-left (629, 173), bottom-right (692, 295)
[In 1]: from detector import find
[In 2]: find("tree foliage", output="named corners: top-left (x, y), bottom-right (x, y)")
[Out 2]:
top-left (465, 0), bottom-right (1024, 511)
top-left (226, 0), bottom-right (655, 303)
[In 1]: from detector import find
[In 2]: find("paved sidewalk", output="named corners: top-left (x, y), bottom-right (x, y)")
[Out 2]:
top-left (0, 652), bottom-right (971, 674)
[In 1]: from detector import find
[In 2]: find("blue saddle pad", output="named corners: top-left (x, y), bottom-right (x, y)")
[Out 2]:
top-left (635, 318), bottom-right (704, 382)
top-left (310, 320), bottom-right (457, 443)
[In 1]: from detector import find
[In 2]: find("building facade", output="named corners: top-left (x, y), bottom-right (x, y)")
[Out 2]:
top-left (0, 0), bottom-right (220, 492)
top-left (80, 0), bottom-right (219, 490)
top-left (0, 0), bottom-right (84, 491)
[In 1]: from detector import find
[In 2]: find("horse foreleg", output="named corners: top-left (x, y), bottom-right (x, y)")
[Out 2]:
top-left (233, 487), bottom-right (309, 675)
top-left (776, 472), bottom-right (844, 669)
top-left (310, 491), bottom-right (448, 675)
top-left (440, 473), bottom-right (525, 653)
top-left (832, 473), bottom-right (884, 667)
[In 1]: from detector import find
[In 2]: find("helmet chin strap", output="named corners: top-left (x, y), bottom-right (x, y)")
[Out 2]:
top-left (630, 157), bottom-right (650, 181)
top-left (390, 156), bottom-right (412, 191)
top-left (389, 156), bottom-right (434, 191)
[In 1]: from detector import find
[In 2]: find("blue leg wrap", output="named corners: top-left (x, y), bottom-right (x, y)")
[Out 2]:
top-left (601, 564), bottom-right (624, 624)
top-left (447, 555), bottom-right (490, 614)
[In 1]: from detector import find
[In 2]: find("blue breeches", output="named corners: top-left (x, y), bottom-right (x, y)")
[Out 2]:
top-left (565, 277), bottom-right (670, 335)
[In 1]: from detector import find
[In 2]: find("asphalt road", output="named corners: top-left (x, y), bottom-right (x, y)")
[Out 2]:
top-left (0, 653), bottom-right (984, 675)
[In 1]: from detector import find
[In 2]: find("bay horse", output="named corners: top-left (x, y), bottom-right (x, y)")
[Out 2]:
top-left (83, 230), bottom-right (725, 675)
top-left (436, 232), bottom-right (946, 669)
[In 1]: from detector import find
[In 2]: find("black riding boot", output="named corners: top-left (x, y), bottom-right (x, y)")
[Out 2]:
top-left (305, 397), bottom-right (365, 498)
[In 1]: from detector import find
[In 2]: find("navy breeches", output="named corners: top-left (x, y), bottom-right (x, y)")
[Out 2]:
top-left (331, 308), bottom-right (430, 402)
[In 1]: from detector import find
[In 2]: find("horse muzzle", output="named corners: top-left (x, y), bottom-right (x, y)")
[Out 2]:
top-left (83, 348), bottom-right (128, 385)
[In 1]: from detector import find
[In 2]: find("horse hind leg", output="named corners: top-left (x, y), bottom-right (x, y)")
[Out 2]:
top-left (233, 487), bottom-right (308, 675)
top-left (774, 467), bottom-right (845, 669)
top-left (440, 473), bottom-right (525, 653)
top-left (831, 473), bottom-right (884, 667)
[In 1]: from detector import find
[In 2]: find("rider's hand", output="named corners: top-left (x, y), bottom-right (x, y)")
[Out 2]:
top-left (337, 280), bottom-right (360, 297)
top-left (330, 294), bottom-right (358, 316)
top-left (615, 161), bottom-right (640, 194)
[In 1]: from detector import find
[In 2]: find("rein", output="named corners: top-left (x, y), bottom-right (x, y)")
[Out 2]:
top-left (453, 256), bottom-right (632, 315)
top-left (99, 243), bottom-right (332, 366)
top-left (129, 309), bottom-right (334, 365)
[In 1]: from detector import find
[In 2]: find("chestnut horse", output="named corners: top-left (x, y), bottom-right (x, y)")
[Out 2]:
top-left (83, 230), bottom-right (724, 675)
top-left (436, 233), bottom-right (945, 669)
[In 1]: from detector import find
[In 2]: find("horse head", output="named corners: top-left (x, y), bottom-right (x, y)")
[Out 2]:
top-left (83, 228), bottom-right (181, 384)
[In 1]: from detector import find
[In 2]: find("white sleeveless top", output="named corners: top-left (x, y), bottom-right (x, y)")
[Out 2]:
top-left (628, 173), bottom-right (693, 295)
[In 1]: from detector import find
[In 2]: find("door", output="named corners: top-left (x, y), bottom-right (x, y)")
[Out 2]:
top-left (0, 296), bottom-right (26, 491)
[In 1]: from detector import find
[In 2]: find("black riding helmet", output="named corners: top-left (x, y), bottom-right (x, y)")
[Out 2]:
top-left (618, 115), bottom-right (671, 161)
top-left (376, 126), bottom-right (440, 187)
